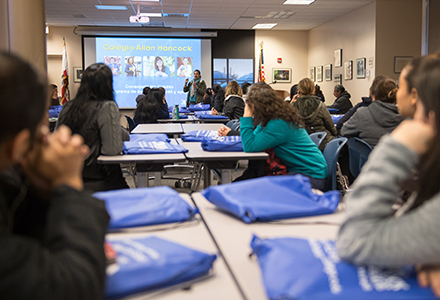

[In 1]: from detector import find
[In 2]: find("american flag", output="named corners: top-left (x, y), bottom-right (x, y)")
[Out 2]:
top-left (258, 41), bottom-right (266, 83)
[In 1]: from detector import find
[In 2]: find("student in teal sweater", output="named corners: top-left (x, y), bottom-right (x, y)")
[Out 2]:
top-left (240, 83), bottom-right (328, 190)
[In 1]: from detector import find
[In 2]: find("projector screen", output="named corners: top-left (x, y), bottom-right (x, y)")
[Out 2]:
top-left (83, 36), bottom-right (212, 108)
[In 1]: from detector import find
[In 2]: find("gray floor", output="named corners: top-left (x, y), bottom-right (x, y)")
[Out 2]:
top-left (122, 160), bottom-right (248, 193)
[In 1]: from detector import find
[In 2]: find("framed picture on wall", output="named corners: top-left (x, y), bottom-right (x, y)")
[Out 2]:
top-left (309, 67), bottom-right (316, 82)
top-left (325, 64), bottom-right (332, 81)
top-left (334, 74), bottom-right (342, 85)
top-left (356, 58), bottom-right (366, 79)
top-left (344, 61), bottom-right (353, 80)
top-left (73, 67), bottom-right (83, 83)
top-left (334, 49), bottom-right (342, 67)
top-left (394, 56), bottom-right (413, 73)
top-left (316, 66), bottom-right (323, 82)
top-left (272, 68), bottom-right (291, 83)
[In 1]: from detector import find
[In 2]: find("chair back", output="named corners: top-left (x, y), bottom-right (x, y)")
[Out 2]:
top-left (124, 115), bottom-right (137, 133)
top-left (323, 137), bottom-right (347, 190)
top-left (347, 137), bottom-right (373, 178)
top-left (309, 131), bottom-right (327, 148)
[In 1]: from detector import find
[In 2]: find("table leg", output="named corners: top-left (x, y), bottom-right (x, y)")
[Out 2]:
top-left (203, 164), bottom-right (211, 189)
top-left (154, 171), bottom-right (162, 186)
top-left (137, 172), bottom-right (148, 187)
top-left (220, 169), bottom-right (232, 184)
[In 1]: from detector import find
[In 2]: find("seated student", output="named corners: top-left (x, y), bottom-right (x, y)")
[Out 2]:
top-left (241, 82), bottom-right (251, 101)
top-left (336, 56), bottom-right (440, 297)
top-left (136, 86), bottom-right (150, 105)
top-left (240, 83), bottom-right (328, 190)
top-left (134, 88), bottom-right (169, 124)
top-left (287, 83), bottom-right (299, 102)
top-left (57, 63), bottom-right (129, 192)
top-left (0, 52), bottom-right (109, 299)
top-left (49, 84), bottom-right (60, 106)
top-left (212, 84), bottom-right (225, 112)
top-left (336, 75), bottom-right (385, 133)
top-left (314, 84), bottom-right (325, 102)
top-left (291, 78), bottom-right (337, 151)
top-left (341, 77), bottom-right (403, 148)
top-left (212, 81), bottom-right (245, 120)
top-left (327, 84), bottom-right (353, 114)
top-left (202, 87), bottom-right (213, 106)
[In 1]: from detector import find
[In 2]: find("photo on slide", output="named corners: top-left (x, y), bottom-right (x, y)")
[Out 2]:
top-left (143, 56), bottom-right (175, 77)
top-left (177, 57), bottom-right (193, 78)
top-left (124, 56), bottom-right (142, 77)
top-left (104, 56), bottom-right (121, 76)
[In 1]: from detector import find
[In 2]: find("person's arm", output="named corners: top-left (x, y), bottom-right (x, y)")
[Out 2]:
top-left (98, 101), bottom-right (123, 155)
top-left (240, 117), bottom-right (285, 152)
top-left (0, 186), bottom-right (109, 300)
top-left (337, 123), bottom-right (440, 266)
top-left (157, 107), bottom-right (170, 120)
top-left (183, 81), bottom-right (190, 93)
top-left (340, 110), bottom-right (362, 138)
top-left (328, 97), bottom-right (343, 109)
top-left (336, 104), bottom-right (359, 130)
top-left (120, 126), bottom-right (129, 141)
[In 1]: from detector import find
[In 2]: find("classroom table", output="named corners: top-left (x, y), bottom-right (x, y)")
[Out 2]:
top-left (177, 139), bottom-right (268, 188)
top-left (97, 139), bottom-right (187, 187)
top-left (182, 123), bottom-right (224, 132)
top-left (191, 192), bottom-right (345, 300)
top-left (131, 124), bottom-right (184, 137)
top-left (192, 117), bottom-right (230, 124)
top-left (106, 194), bottom-right (244, 300)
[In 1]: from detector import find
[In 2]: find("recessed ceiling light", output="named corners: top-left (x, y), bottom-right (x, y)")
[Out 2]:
top-left (252, 23), bottom-right (277, 29)
top-left (139, 13), bottom-right (162, 17)
top-left (131, 0), bottom-right (160, 2)
top-left (95, 5), bottom-right (128, 10)
top-left (283, 0), bottom-right (315, 5)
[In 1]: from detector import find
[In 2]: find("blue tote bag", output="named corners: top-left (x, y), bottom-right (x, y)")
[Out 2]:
top-left (201, 136), bottom-right (243, 151)
top-left (194, 111), bottom-right (228, 119)
top-left (201, 175), bottom-right (339, 223)
top-left (123, 139), bottom-right (188, 154)
top-left (128, 133), bottom-right (170, 143)
top-left (168, 106), bottom-right (190, 113)
top-left (188, 103), bottom-right (210, 111)
top-left (48, 105), bottom-right (62, 118)
top-left (181, 130), bottom-right (218, 142)
top-left (105, 236), bottom-right (217, 299)
top-left (251, 235), bottom-right (436, 300)
top-left (93, 186), bottom-right (197, 229)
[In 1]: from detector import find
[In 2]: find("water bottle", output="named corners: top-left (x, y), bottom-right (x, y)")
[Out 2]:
top-left (172, 105), bottom-right (177, 120)
top-left (174, 105), bottom-right (180, 120)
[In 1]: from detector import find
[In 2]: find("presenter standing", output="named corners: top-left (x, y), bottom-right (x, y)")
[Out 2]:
top-left (184, 70), bottom-right (206, 107)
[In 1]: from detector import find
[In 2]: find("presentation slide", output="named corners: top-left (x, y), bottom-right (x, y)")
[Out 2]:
top-left (94, 37), bottom-right (202, 108)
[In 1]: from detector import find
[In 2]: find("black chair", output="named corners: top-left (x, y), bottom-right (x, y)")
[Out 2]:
top-left (124, 115), bottom-right (136, 133)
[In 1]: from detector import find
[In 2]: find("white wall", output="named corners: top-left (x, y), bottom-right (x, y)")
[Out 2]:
top-left (308, 2), bottom-right (376, 105)
top-left (255, 30), bottom-right (309, 95)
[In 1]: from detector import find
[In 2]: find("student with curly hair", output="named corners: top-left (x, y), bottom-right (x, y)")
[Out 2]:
top-left (240, 83), bottom-right (327, 190)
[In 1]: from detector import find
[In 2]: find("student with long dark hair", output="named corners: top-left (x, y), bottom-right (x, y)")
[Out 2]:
top-left (0, 52), bottom-right (109, 299)
top-left (337, 56), bottom-right (440, 296)
top-left (240, 83), bottom-right (328, 190)
top-left (57, 63), bottom-right (129, 192)
top-left (134, 88), bottom-right (169, 124)
top-left (212, 84), bottom-right (225, 112)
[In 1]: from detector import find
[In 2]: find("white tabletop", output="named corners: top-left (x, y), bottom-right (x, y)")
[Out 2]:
top-left (191, 192), bottom-right (345, 300)
top-left (182, 123), bottom-right (224, 133)
top-left (106, 194), bottom-right (244, 300)
top-left (132, 124), bottom-right (184, 135)
top-left (178, 139), bottom-right (268, 161)
top-left (97, 153), bottom-right (187, 164)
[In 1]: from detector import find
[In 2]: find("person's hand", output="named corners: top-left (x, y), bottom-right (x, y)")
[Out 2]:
top-left (290, 94), bottom-right (299, 103)
top-left (417, 265), bottom-right (440, 297)
top-left (218, 126), bottom-right (231, 136)
top-left (244, 103), bottom-right (253, 117)
top-left (21, 125), bottom-right (89, 191)
top-left (391, 119), bottom-right (435, 155)
top-left (185, 78), bottom-right (189, 85)
top-left (211, 108), bottom-right (218, 115)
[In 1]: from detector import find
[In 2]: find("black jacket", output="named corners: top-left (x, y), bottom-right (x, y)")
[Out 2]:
top-left (328, 91), bottom-right (353, 114)
top-left (0, 168), bottom-right (109, 300)
top-left (212, 93), bottom-right (224, 112)
top-left (221, 95), bottom-right (245, 120)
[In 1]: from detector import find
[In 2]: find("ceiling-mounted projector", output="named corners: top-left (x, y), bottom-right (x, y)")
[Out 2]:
top-left (129, 14), bottom-right (150, 23)
top-left (129, 4), bottom-right (150, 23)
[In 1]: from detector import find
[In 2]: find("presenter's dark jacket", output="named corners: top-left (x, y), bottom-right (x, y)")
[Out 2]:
top-left (183, 79), bottom-right (206, 107)
top-left (0, 167), bottom-right (109, 300)
top-left (327, 91), bottom-right (353, 114)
